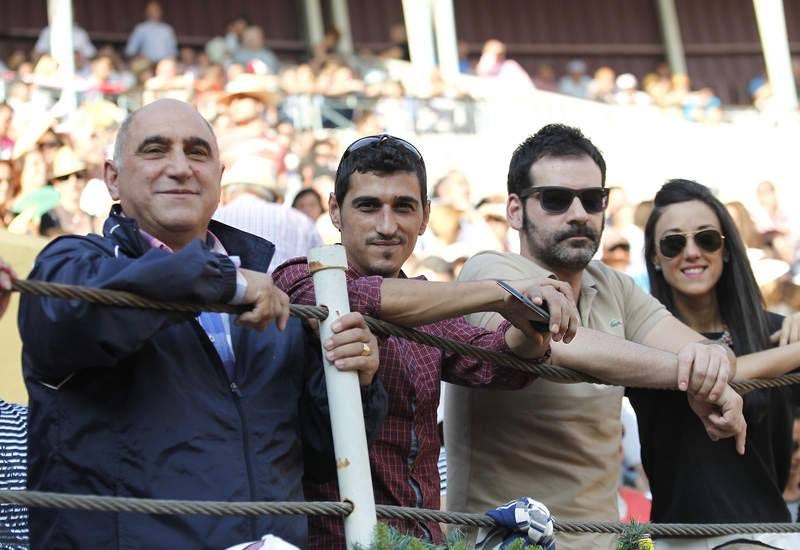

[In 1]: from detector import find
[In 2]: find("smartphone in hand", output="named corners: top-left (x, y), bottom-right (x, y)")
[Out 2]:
top-left (496, 280), bottom-right (550, 333)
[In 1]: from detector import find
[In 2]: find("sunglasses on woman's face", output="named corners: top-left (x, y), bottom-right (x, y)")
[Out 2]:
top-left (518, 186), bottom-right (609, 214)
top-left (658, 228), bottom-right (725, 258)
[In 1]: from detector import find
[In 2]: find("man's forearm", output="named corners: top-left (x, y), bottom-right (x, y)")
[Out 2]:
top-left (379, 279), bottom-right (505, 326)
top-left (551, 327), bottom-right (679, 388)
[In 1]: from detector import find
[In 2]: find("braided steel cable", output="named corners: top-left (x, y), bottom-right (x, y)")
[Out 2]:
top-left (11, 279), bottom-right (800, 391)
top-left (2, 491), bottom-right (800, 537)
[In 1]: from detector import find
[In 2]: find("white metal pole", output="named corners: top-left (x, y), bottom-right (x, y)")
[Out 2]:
top-left (330, 0), bottom-right (354, 55)
top-left (655, 0), bottom-right (688, 76)
top-left (302, 0), bottom-right (324, 53)
top-left (753, 0), bottom-right (799, 111)
top-left (432, 0), bottom-right (460, 79)
top-left (47, 0), bottom-right (78, 113)
top-left (308, 245), bottom-right (377, 549)
top-left (402, 0), bottom-right (437, 75)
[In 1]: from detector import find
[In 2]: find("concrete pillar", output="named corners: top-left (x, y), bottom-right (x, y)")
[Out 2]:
top-left (330, 0), bottom-right (354, 55)
top-left (753, 0), bottom-right (798, 111)
top-left (432, 0), bottom-right (460, 79)
top-left (402, 0), bottom-right (436, 74)
top-left (302, 0), bottom-right (324, 52)
top-left (47, 0), bottom-right (77, 113)
top-left (655, 0), bottom-right (688, 76)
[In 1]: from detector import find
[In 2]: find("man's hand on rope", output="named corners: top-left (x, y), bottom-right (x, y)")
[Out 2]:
top-left (0, 256), bottom-right (15, 318)
top-left (237, 269), bottom-right (291, 331)
top-left (501, 278), bottom-right (579, 358)
top-left (687, 386), bottom-right (747, 455)
top-left (676, 341), bottom-right (735, 402)
top-left (324, 312), bottom-right (380, 386)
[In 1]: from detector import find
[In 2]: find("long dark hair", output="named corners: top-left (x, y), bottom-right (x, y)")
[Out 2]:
top-left (644, 179), bottom-right (770, 355)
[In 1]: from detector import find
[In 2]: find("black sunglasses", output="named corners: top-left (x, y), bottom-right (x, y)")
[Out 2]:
top-left (341, 134), bottom-right (423, 162)
top-left (519, 186), bottom-right (609, 214)
top-left (658, 228), bottom-right (725, 258)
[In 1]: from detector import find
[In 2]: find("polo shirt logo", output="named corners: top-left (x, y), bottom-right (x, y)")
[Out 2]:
top-left (610, 319), bottom-right (623, 328)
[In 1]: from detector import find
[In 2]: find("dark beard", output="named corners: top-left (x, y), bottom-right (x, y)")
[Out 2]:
top-left (522, 204), bottom-right (601, 271)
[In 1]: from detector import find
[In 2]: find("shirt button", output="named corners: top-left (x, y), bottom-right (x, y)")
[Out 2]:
top-left (209, 335), bottom-right (216, 343)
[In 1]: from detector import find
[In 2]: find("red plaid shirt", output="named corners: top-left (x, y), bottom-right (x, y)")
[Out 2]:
top-left (273, 257), bottom-right (536, 548)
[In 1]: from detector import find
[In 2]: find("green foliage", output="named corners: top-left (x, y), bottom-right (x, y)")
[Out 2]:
top-left (615, 521), bottom-right (654, 550)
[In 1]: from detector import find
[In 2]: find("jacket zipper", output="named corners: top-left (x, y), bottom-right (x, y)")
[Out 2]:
top-left (230, 381), bottom-right (258, 541)
top-left (192, 319), bottom-right (258, 541)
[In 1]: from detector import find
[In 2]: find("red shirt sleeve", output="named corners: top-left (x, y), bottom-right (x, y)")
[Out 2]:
top-left (272, 256), bottom-right (383, 317)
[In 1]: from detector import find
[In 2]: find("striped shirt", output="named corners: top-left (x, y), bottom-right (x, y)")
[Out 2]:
top-left (214, 195), bottom-right (323, 273)
top-left (0, 400), bottom-right (27, 549)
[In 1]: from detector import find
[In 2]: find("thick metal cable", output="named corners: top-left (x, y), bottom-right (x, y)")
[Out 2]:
top-left (11, 279), bottom-right (800, 391)
top-left (2, 491), bottom-right (799, 537)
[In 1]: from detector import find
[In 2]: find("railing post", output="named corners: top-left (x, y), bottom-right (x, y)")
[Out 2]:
top-left (308, 245), bottom-right (377, 548)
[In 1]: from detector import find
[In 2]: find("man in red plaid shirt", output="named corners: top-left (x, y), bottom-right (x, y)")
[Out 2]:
top-left (273, 134), bottom-right (580, 547)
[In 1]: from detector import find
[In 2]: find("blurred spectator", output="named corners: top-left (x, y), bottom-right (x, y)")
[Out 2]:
top-left (457, 41), bottom-right (472, 74)
top-left (233, 26), bottom-right (280, 75)
top-left (216, 73), bottom-right (282, 165)
top-left (39, 146), bottom-right (91, 237)
top-left (601, 229), bottom-right (631, 273)
top-left (381, 23), bottom-right (410, 61)
top-left (432, 169), bottom-right (472, 213)
top-left (291, 187), bottom-right (324, 222)
top-left (410, 255), bottom-right (455, 282)
top-left (753, 180), bottom-right (794, 262)
top-left (0, 159), bottom-right (18, 228)
top-left (784, 408), bottom-right (800, 521)
top-left (143, 57), bottom-right (193, 103)
top-left (682, 84), bottom-right (722, 123)
top-left (213, 156), bottom-right (322, 272)
top-left (178, 48), bottom-right (204, 78)
top-left (0, 103), bottom-right (13, 160)
top-left (665, 72), bottom-right (690, 109)
top-left (476, 39), bottom-right (535, 93)
top-left (726, 201), bottom-right (764, 250)
top-left (125, 1), bottom-right (177, 63)
top-left (558, 59), bottom-right (591, 98)
top-left (33, 20), bottom-right (96, 60)
top-left (588, 66), bottom-right (616, 103)
top-left (83, 54), bottom-right (128, 101)
top-left (224, 15), bottom-right (251, 58)
top-left (532, 63), bottom-right (558, 92)
top-left (310, 25), bottom-right (342, 71)
top-left (613, 73), bottom-right (651, 106)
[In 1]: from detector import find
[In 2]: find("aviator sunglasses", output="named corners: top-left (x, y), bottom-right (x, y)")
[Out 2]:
top-left (341, 134), bottom-right (423, 162)
top-left (658, 228), bottom-right (725, 258)
top-left (518, 186), bottom-right (610, 214)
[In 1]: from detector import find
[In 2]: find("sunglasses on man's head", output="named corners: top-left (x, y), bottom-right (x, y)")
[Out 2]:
top-left (658, 228), bottom-right (725, 258)
top-left (341, 134), bottom-right (423, 162)
top-left (518, 186), bottom-right (609, 214)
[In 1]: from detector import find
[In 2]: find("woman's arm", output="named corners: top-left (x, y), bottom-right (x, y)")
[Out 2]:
top-left (733, 342), bottom-right (800, 380)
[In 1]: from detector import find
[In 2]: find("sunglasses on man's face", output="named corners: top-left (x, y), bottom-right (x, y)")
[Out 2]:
top-left (518, 186), bottom-right (609, 214)
top-left (658, 228), bottom-right (725, 258)
top-left (341, 134), bottom-right (423, 162)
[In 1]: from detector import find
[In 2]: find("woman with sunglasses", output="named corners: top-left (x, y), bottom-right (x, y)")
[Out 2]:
top-left (628, 179), bottom-right (800, 548)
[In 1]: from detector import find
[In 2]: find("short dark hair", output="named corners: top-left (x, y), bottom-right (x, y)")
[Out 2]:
top-left (507, 123), bottom-right (606, 196)
top-left (334, 137), bottom-right (427, 205)
top-left (644, 179), bottom-right (770, 356)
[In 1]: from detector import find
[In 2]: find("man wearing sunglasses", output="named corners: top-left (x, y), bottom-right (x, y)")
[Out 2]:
top-left (273, 134), bottom-right (580, 547)
top-left (444, 123), bottom-right (746, 550)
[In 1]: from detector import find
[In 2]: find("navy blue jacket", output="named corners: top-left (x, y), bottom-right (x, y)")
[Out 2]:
top-left (19, 207), bottom-right (387, 549)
